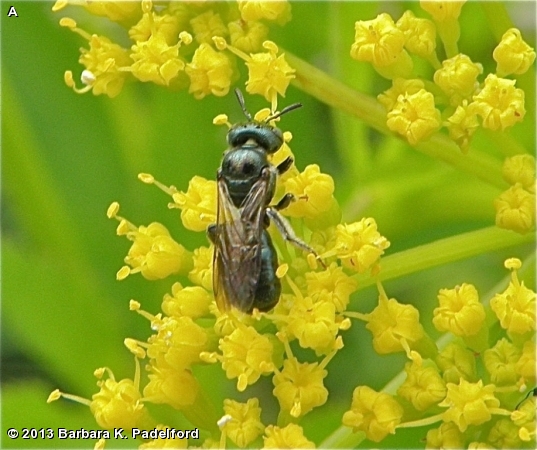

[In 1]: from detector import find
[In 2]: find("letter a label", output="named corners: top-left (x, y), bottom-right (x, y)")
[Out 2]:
top-left (7, 6), bottom-right (18, 17)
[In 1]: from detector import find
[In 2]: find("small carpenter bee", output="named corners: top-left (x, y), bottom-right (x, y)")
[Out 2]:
top-left (207, 89), bottom-right (321, 314)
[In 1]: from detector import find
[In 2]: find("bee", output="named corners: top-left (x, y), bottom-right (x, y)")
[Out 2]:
top-left (207, 89), bottom-right (321, 314)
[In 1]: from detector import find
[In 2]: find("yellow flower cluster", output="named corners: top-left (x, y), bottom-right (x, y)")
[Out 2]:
top-left (351, 1), bottom-right (535, 151)
top-left (53, 0), bottom-right (292, 100)
top-left (343, 257), bottom-right (536, 446)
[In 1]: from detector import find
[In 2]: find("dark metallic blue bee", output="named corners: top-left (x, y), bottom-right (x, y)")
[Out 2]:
top-left (208, 89), bottom-right (320, 313)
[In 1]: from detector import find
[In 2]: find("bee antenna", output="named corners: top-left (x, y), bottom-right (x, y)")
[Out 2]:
top-left (234, 88), bottom-right (252, 121)
top-left (266, 102), bottom-right (302, 122)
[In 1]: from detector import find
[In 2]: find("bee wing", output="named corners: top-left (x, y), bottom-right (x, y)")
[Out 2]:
top-left (213, 173), bottom-right (270, 312)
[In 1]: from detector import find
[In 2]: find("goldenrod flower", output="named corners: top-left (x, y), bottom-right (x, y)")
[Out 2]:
top-left (439, 379), bottom-right (500, 431)
top-left (472, 74), bottom-right (526, 131)
top-left (444, 100), bottom-right (479, 153)
top-left (282, 164), bottom-right (335, 219)
top-left (487, 417), bottom-right (522, 448)
top-left (331, 219), bottom-right (390, 273)
top-left (228, 19), bottom-right (268, 53)
top-left (365, 291), bottom-right (426, 355)
top-left (222, 398), bottom-right (265, 448)
top-left (377, 78), bottom-right (425, 111)
top-left (494, 183), bottom-right (535, 234)
top-left (263, 423), bottom-right (315, 449)
top-left (90, 368), bottom-right (148, 429)
top-left (130, 33), bottom-right (188, 86)
top-left (396, 10), bottom-right (437, 61)
top-left (272, 356), bottom-right (329, 418)
top-left (237, 0), bottom-right (292, 26)
top-left (219, 326), bottom-right (276, 391)
top-left (433, 53), bottom-right (483, 105)
top-left (286, 296), bottom-right (339, 355)
top-left (502, 154), bottom-right (536, 193)
top-left (397, 359), bottom-right (447, 411)
top-left (490, 259), bottom-right (536, 335)
top-left (386, 89), bottom-right (442, 145)
top-left (185, 43), bottom-right (234, 99)
top-left (342, 386), bottom-right (403, 442)
top-left (110, 215), bottom-right (191, 280)
top-left (305, 264), bottom-right (358, 313)
top-left (190, 10), bottom-right (228, 45)
top-left (245, 41), bottom-right (295, 102)
top-left (60, 18), bottom-right (131, 97)
top-left (143, 362), bottom-right (200, 409)
top-left (483, 338), bottom-right (521, 386)
top-left (172, 176), bottom-right (217, 232)
top-left (493, 28), bottom-right (536, 76)
top-left (435, 342), bottom-right (478, 383)
top-left (432, 283), bottom-right (486, 337)
top-left (425, 422), bottom-right (464, 449)
top-left (351, 13), bottom-right (412, 78)
top-left (161, 282), bottom-right (212, 319)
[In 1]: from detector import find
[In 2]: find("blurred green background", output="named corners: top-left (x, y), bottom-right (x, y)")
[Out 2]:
top-left (2, 1), bottom-right (535, 448)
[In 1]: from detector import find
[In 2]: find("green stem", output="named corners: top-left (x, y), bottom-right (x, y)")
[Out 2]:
top-left (285, 51), bottom-right (506, 190)
top-left (354, 226), bottom-right (535, 290)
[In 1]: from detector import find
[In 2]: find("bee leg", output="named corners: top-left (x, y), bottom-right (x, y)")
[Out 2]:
top-left (207, 224), bottom-right (217, 244)
top-left (266, 207), bottom-right (325, 267)
top-left (273, 193), bottom-right (295, 211)
top-left (276, 156), bottom-right (294, 175)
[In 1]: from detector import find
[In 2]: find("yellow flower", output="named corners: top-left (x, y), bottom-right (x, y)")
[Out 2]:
top-left (228, 19), bottom-right (268, 53)
top-left (377, 78), bottom-right (425, 111)
top-left (435, 342), bottom-right (477, 383)
top-left (433, 53), bottom-right (483, 105)
top-left (185, 43), bottom-right (234, 99)
top-left (432, 283), bottom-right (486, 337)
top-left (425, 422), bottom-right (464, 449)
top-left (342, 386), bottom-right (404, 442)
top-left (351, 13), bottom-right (412, 78)
top-left (494, 183), bottom-right (535, 234)
top-left (143, 362), bottom-right (200, 409)
top-left (263, 423), bottom-right (315, 449)
top-left (219, 326), bottom-right (275, 391)
top-left (74, 1), bottom-right (141, 24)
top-left (286, 296), bottom-right (339, 356)
top-left (332, 219), bottom-right (390, 273)
top-left (305, 264), bottom-right (358, 313)
top-left (490, 260), bottom-right (536, 335)
top-left (172, 176), bottom-right (217, 232)
top-left (396, 10), bottom-right (437, 59)
top-left (190, 10), bottom-right (228, 45)
top-left (472, 74), bottom-right (526, 131)
top-left (439, 379), bottom-right (500, 432)
top-left (238, 0), bottom-right (292, 26)
top-left (420, 1), bottom-right (465, 22)
top-left (222, 398), bottom-right (265, 448)
top-left (282, 164), bottom-right (335, 219)
top-left (397, 359), bottom-right (447, 411)
top-left (245, 41), bottom-right (295, 102)
top-left (130, 33), bottom-right (187, 86)
top-left (515, 340), bottom-right (536, 384)
top-left (502, 154), bottom-right (536, 192)
top-left (483, 338), bottom-right (521, 386)
top-left (386, 88), bottom-right (442, 145)
top-left (487, 418), bottom-right (522, 448)
top-left (161, 282), bottom-right (212, 319)
top-left (119, 221), bottom-right (191, 281)
top-left (188, 245), bottom-right (214, 292)
top-left (365, 293), bottom-right (426, 355)
top-left (90, 368), bottom-right (147, 429)
top-left (444, 100), bottom-right (479, 153)
top-left (493, 28), bottom-right (536, 76)
top-left (272, 357), bottom-right (329, 418)
top-left (128, 10), bottom-right (181, 46)
top-left (60, 18), bottom-right (131, 97)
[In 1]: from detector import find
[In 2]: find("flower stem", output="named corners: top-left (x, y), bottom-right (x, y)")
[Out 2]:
top-left (354, 226), bottom-right (535, 289)
top-left (285, 51), bottom-right (506, 189)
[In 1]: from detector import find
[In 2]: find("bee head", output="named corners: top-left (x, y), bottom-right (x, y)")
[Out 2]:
top-left (228, 88), bottom-right (301, 155)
